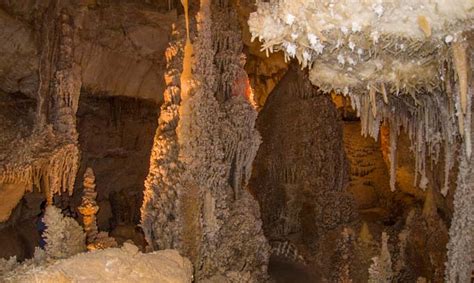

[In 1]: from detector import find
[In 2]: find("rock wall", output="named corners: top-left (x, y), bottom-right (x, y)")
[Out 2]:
top-left (0, 1), bottom-right (176, 103)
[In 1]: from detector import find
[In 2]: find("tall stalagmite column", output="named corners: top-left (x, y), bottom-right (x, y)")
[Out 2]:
top-left (141, 0), bottom-right (269, 281)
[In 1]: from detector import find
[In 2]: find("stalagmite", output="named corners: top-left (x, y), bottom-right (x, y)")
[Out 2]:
top-left (359, 222), bottom-right (373, 245)
top-left (78, 168), bottom-right (117, 250)
top-left (452, 41), bottom-right (469, 115)
top-left (142, 1), bottom-right (269, 281)
top-left (78, 168), bottom-right (99, 245)
top-left (368, 232), bottom-right (393, 283)
top-left (389, 122), bottom-right (398, 192)
top-left (141, 19), bottom-right (186, 253)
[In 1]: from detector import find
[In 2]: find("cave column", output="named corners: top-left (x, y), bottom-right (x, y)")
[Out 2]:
top-left (35, 1), bottom-right (84, 203)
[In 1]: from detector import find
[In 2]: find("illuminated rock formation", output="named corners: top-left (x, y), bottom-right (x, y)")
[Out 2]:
top-left (78, 168), bottom-right (99, 244)
top-left (78, 167), bottom-right (117, 250)
top-left (0, 1), bottom-right (472, 281)
top-left (141, 0), bottom-right (269, 281)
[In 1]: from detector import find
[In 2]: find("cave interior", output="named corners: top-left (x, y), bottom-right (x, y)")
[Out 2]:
top-left (0, 0), bottom-right (473, 282)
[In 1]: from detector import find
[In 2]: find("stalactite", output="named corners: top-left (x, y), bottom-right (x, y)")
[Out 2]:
top-left (345, 89), bottom-right (459, 193)
top-left (452, 41), bottom-right (469, 115)
top-left (389, 120), bottom-right (398, 192)
top-left (0, 141), bottom-right (79, 204)
top-left (0, 2), bottom-right (82, 205)
top-left (180, 0), bottom-right (193, 100)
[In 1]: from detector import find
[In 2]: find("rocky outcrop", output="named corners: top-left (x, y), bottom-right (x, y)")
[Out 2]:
top-left (1, 243), bottom-right (193, 283)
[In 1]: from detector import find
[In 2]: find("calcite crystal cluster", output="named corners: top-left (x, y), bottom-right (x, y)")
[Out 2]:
top-left (249, 0), bottom-right (473, 94)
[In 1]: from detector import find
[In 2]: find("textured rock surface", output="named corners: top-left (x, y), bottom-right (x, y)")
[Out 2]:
top-left (249, 65), bottom-right (358, 279)
top-left (250, 65), bottom-right (352, 242)
top-left (1, 244), bottom-right (193, 283)
top-left (141, 1), bottom-right (270, 281)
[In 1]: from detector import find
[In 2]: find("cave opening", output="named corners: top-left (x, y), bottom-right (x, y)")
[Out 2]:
top-left (72, 91), bottom-right (160, 248)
